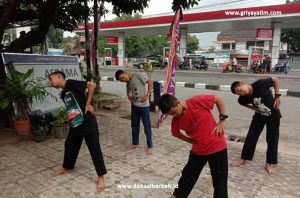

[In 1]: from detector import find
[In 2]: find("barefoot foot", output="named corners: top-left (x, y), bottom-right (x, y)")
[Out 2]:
top-left (51, 167), bottom-right (71, 177)
top-left (126, 144), bottom-right (139, 150)
top-left (265, 163), bottom-right (276, 175)
top-left (230, 159), bottom-right (246, 167)
top-left (97, 176), bottom-right (105, 192)
top-left (146, 148), bottom-right (153, 156)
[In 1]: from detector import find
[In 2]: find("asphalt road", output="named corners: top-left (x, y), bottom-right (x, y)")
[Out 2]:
top-left (99, 67), bottom-right (300, 92)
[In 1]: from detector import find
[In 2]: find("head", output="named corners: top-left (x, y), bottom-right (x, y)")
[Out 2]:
top-left (231, 81), bottom-right (250, 96)
top-left (115, 70), bottom-right (130, 82)
top-left (158, 94), bottom-right (184, 117)
top-left (48, 71), bottom-right (66, 88)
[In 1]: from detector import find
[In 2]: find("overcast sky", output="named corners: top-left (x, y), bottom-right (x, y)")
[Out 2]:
top-left (65, 0), bottom-right (287, 49)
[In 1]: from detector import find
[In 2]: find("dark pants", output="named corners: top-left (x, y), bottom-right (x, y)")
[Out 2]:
top-left (241, 116), bottom-right (280, 164)
top-left (131, 104), bottom-right (153, 148)
top-left (174, 149), bottom-right (228, 198)
top-left (63, 118), bottom-right (107, 176)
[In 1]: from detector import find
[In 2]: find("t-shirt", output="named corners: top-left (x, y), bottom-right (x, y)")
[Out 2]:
top-left (61, 80), bottom-right (91, 127)
top-left (171, 95), bottom-right (227, 155)
top-left (238, 77), bottom-right (281, 119)
top-left (126, 73), bottom-right (149, 107)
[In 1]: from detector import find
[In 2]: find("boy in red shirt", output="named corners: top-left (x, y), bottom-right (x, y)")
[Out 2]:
top-left (159, 94), bottom-right (228, 198)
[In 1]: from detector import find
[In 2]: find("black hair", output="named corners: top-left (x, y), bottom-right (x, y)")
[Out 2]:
top-left (158, 94), bottom-right (178, 114)
top-left (48, 71), bottom-right (66, 79)
top-left (231, 81), bottom-right (242, 94)
top-left (115, 70), bottom-right (125, 80)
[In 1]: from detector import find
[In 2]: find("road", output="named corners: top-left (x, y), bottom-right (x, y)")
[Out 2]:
top-left (100, 80), bottom-right (300, 157)
top-left (99, 67), bottom-right (300, 92)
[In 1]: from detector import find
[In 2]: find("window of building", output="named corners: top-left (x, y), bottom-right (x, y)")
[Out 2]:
top-left (246, 41), bottom-right (256, 50)
top-left (256, 41), bottom-right (264, 47)
top-left (222, 43), bottom-right (231, 50)
top-left (231, 43), bottom-right (236, 50)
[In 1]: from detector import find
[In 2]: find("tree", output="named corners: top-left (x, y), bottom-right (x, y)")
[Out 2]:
top-left (0, 0), bottom-right (200, 53)
top-left (47, 25), bottom-right (64, 49)
top-left (208, 46), bottom-right (216, 53)
top-left (187, 34), bottom-right (199, 53)
top-left (281, 28), bottom-right (300, 55)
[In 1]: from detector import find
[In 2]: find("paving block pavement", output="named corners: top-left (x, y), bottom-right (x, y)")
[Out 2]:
top-left (0, 100), bottom-right (300, 198)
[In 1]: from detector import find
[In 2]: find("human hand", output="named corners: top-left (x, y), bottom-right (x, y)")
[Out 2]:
top-left (85, 104), bottom-right (95, 114)
top-left (128, 95), bottom-right (133, 102)
top-left (140, 95), bottom-right (149, 103)
top-left (274, 98), bottom-right (281, 109)
top-left (213, 121), bottom-right (225, 136)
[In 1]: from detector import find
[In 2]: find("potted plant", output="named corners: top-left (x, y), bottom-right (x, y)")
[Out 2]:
top-left (0, 68), bottom-right (49, 135)
top-left (51, 107), bottom-right (69, 139)
top-left (30, 112), bottom-right (55, 142)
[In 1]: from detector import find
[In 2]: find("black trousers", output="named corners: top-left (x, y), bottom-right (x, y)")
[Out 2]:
top-left (173, 149), bottom-right (228, 198)
top-left (241, 116), bottom-right (280, 164)
top-left (63, 117), bottom-right (107, 176)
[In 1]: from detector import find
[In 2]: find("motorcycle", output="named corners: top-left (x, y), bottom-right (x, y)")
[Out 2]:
top-left (222, 62), bottom-right (242, 73)
top-left (192, 60), bottom-right (208, 70)
top-left (178, 61), bottom-right (190, 70)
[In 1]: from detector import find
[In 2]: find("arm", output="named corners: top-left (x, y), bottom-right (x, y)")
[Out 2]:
top-left (213, 95), bottom-right (227, 136)
top-left (176, 131), bottom-right (195, 144)
top-left (140, 79), bottom-right (153, 103)
top-left (242, 104), bottom-right (260, 112)
top-left (272, 76), bottom-right (281, 109)
top-left (85, 81), bottom-right (96, 114)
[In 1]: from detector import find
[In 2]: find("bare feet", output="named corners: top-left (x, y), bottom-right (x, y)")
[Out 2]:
top-left (97, 176), bottom-right (106, 192)
top-left (169, 195), bottom-right (176, 198)
top-left (146, 148), bottom-right (153, 156)
top-left (51, 167), bottom-right (71, 177)
top-left (265, 163), bottom-right (276, 175)
top-left (126, 144), bottom-right (139, 150)
top-left (230, 159), bottom-right (246, 167)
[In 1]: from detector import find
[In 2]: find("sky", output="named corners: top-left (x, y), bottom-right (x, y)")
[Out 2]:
top-left (64, 0), bottom-right (286, 49)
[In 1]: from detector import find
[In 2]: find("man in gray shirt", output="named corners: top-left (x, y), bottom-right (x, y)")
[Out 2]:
top-left (115, 70), bottom-right (154, 155)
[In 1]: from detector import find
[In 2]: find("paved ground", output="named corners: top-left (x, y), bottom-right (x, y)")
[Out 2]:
top-left (1, 99), bottom-right (300, 198)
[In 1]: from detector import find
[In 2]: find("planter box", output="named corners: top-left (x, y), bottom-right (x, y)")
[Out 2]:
top-left (52, 125), bottom-right (69, 139)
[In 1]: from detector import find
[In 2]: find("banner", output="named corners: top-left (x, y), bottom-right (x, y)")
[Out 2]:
top-left (158, 8), bottom-right (183, 126)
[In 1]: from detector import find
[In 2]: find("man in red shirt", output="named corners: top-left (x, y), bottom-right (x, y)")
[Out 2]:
top-left (159, 94), bottom-right (228, 198)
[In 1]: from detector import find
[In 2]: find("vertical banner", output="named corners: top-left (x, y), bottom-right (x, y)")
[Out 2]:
top-left (91, 13), bottom-right (101, 71)
top-left (158, 8), bottom-right (183, 126)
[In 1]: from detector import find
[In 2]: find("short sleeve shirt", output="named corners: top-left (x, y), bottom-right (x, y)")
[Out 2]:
top-left (238, 78), bottom-right (281, 119)
top-left (171, 95), bottom-right (227, 155)
top-left (126, 73), bottom-right (149, 107)
top-left (61, 80), bottom-right (88, 127)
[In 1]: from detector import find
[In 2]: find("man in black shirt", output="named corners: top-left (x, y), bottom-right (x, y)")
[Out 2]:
top-left (230, 77), bottom-right (281, 175)
top-left (48, 71), bottom-right (106, 191)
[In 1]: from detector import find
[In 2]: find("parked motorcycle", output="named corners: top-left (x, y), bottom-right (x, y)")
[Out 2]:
top-left (178, 61), bottom-right (190, 70)
top-left (222, 62), bottom-right (242, 73)
top-left (192, 60), bottom-right (208, 70)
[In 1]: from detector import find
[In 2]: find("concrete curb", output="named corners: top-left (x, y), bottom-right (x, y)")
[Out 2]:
top-left (101, 76), bottom-right (299, 97)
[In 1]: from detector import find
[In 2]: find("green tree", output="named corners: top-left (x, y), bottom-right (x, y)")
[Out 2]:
top-left (281, 28), bottom-right (300, 54)
top-left (0, 0), bottom-right (200, 53)
top-left (208, 46), bottom-right (216, 53)
top-left (187, 34), bottom-right (199, 53)
top-left (47, 25), bottom-right (64, 49)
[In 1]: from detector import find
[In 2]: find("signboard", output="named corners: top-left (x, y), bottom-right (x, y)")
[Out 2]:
top-left (48, 48), bottom-right (64, 56)
top-left (256, 28), bottom-right (273, 40)
top-left (107, 36), bottom-right (118, 45)
top-left (1, 53), bottom-right (82, 112)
